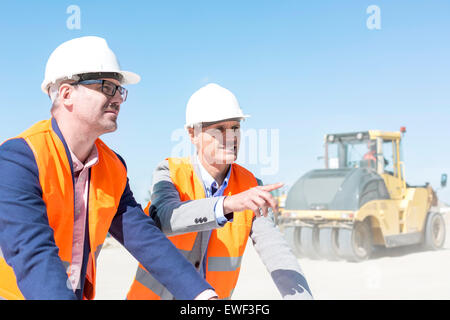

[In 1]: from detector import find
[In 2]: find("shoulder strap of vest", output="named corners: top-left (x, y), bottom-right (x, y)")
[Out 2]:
top-left (167, 157), bottom-right (206, 200)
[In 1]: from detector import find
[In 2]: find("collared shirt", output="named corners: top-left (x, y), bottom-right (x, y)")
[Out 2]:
top-left (195, 155), bottom-right (233, 282)
top-left (196, 156), bottom-right (232, 226)
top-left (67, 146), bottom-right (99, 292)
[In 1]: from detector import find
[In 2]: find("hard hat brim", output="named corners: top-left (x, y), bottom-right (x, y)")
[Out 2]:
top-left (41, 69), bottom-right (141, 94)
top-left (185, 114), bottom-right (251, 129)
top-left (119, 70), bottom-right (141, 85)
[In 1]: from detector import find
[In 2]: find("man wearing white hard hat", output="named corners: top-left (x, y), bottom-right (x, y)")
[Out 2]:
top-left (0, 36), bottom-right (217, 300)
top-left (126, 83), bottom-right (313, 300)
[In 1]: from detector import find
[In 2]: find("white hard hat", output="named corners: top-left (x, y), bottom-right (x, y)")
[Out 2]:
top-left (41, 36), bottom-right (140, 94)
top-left (185, 83), bottom-right (250, 128)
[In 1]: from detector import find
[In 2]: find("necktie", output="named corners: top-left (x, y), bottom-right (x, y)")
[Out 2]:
top-left (211, 184), bottom-right (217, 196)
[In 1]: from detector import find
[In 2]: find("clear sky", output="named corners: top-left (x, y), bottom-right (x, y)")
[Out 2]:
top-left (0, 1), bottom-right (449, 204)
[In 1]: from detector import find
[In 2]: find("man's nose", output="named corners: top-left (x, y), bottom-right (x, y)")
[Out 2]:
top-left (111, 90), bottom-right (124, 104)
top-left (224, 129), bottom-right (238, 141)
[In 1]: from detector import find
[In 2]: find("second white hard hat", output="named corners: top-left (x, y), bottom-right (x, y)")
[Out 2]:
top-left (185, 83), bottom-right (250, 128)
top-left (41, 36), bottom-right (140, 94)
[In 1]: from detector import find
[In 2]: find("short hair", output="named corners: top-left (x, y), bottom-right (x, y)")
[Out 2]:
top-left (48, 81), bottom-right (78, 116)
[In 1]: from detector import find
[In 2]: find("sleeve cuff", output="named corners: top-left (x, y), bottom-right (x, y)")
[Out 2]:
top-left (194, 289), bottom-right (218, 300)
top-left (214, 196), bottom-right (231, 226)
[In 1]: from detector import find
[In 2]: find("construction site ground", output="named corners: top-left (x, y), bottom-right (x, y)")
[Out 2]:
top-left (95, 212), bottom-right (450, 300)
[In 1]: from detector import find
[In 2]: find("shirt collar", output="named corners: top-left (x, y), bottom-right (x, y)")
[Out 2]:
top-left (195, 154), bottom-right (231, 196)
top-left (70, 145), bottom-right (99, 173)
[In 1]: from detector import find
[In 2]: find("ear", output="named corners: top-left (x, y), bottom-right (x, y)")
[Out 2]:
top-left (58, 83), bottom-right (76, 109)
top-left (187, 127), bottom-right (197, 144)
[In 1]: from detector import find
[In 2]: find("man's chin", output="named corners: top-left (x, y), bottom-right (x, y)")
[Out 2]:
top-left (99, 121), bottom-right (118, 135)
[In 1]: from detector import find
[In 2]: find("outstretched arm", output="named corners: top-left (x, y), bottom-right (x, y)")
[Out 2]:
top-left (250, 216), bottom-right (313, 299)
top-left (149, 160), bottom-right (224, 235)
top-left (250, 179), bottom-right (313, 300)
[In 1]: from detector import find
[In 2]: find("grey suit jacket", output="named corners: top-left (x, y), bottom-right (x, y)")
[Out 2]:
top-left (148, 156), bottom-right (313, 300)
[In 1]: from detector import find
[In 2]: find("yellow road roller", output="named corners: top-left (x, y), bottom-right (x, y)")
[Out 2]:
top-left (277, 128), bottom-right (447, 262)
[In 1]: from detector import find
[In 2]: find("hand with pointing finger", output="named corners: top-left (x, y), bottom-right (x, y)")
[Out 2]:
top-left (223, 183), bottom-right (284, 218)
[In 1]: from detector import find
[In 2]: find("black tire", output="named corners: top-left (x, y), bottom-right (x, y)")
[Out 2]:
top-left (318, 227), bottom-right (341, 260)
top-left (291, 227), bottom-right (303, 257)
top-left (338, 221), bottom-right (373, 262)
top-left (300, 226), bottom-right (321, 259)
top-left (424, 212), bottom-right (446, 250)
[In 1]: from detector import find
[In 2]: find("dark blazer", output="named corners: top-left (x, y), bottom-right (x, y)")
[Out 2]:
top-left (0, 118), bottom-right (212, 300)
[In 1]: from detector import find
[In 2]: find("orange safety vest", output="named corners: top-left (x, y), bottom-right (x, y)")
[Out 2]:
top-left (126, 157), bottom-right (258, 300)
top-left (0, 119), bottom-right (127, 300)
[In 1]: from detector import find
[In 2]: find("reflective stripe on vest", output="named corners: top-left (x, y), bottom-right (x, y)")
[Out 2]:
top-left (126, 157), bottom-right (257, 300)
top-left (207, 256), bottom-right (243, 272)
top-left (0, 119), bottom-right (127, 300)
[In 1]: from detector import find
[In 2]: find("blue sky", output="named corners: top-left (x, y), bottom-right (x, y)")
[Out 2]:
top-left (0, 1), bottom-right (449, 204)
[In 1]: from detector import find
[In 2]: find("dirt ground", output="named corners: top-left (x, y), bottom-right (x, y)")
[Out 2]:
top-left (95, 213), bottom-right (450, 300)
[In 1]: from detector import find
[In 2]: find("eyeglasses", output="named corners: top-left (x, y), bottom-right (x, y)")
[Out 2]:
top-left (73, 79), bottom-right (128, 101)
